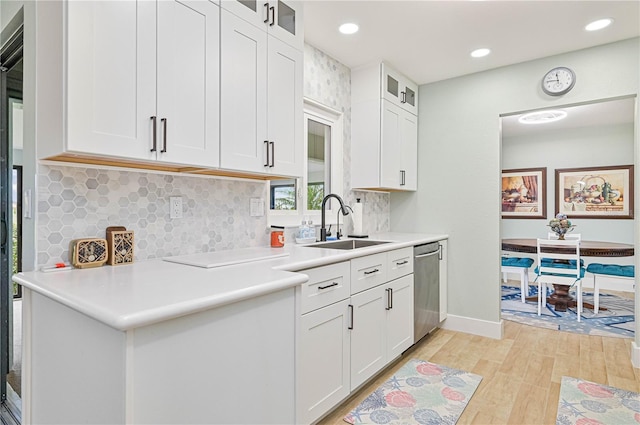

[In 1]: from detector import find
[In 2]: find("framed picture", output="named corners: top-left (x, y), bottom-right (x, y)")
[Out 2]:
top-left (501, 167), bottom-right (547, 219)
top-left (555, 165), bottom-right (634, 219)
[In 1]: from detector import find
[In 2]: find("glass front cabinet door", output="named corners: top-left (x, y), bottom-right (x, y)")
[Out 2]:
top-left (221, 0), bottom-right (303, 50)
top-left (382, 63), bottom-right (418, 116)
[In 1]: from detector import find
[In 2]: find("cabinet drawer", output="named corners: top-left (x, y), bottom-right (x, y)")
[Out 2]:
top-left (387, 247), bottom-right (414, 281)
top-left (350, 252), bottom-right (387, 295)
top-left (300, 262), bottom-right (350, 314)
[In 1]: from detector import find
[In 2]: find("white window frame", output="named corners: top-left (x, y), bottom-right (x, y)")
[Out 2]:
top-left (268, 97), bottom-right (344, 228)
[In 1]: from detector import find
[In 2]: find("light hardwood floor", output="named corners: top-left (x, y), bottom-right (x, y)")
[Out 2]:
top-left (319, 309), bottom-right (639, 424)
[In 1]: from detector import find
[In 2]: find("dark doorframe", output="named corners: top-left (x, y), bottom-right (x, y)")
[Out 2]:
top-left (1, 24), bottom-right (23, 409)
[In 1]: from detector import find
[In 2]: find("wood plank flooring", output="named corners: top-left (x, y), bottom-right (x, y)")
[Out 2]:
top-left (319, 313), bottom-right (639, 424)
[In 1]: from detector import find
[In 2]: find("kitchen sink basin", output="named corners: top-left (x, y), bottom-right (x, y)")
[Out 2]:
top-left (304, 239), bottom-right (391, 250)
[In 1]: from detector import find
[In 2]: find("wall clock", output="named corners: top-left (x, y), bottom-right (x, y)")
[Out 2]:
top-left (542, 67), bottom-right (576, 96)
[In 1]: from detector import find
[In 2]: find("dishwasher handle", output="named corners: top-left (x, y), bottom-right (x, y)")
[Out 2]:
top-left (415, 250), bottom-right (440, 259)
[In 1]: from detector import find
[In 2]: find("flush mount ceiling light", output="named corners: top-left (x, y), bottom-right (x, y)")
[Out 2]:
top-left (470, 48), bottom-right (491, 58)
top-left (518, 110), bottom-right (568, 124)
top-left (339, 23), bottom-right (359, 35)
top-left (585, 18), bottom-right (613, 31)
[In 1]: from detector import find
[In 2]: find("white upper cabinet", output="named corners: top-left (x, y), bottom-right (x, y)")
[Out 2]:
top-left (351, 62), bottom-right (419, 191)
top-left (220, 0), bottom-right (304, 50)
top-left (220, 8), bottom-right (303, 178)
top-left (382, 63), bottom-right (419, 115)
top-left (65, 0), bottom-right (220, 168)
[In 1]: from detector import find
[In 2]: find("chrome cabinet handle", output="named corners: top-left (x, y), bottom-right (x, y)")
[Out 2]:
top-left (269, 141), bottom-right (275, 167)
top-left (269, 5), bottom-right (275, 26)
top-left (400, 170), bottom-right (406, 186)
top-left (401, 91), bottom-right (406, 103)
top-left (348, 304), bottom-right (354, 330)
top-left (389, 288), bottom-right (393, 309)
top-left (160, 118), bottom-right (167, 153)
top-left (364, 268), bottom-right (379, 275)
top-left (150, 116), bottom-right (157, 152)
top-left (263, 3), bottom-right (269, 23)
top-left (396, 260), bottom-right (409, 266)
top-left (264, 141), bottom-right (270, 167)
top-left (385, 288), bottom-right (391, 310)
top-left (318, 282), bottom-right (338, 290)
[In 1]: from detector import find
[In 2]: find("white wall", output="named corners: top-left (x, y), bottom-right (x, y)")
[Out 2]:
top-left (502, 121), bottom-right (634, 244)
top-left (390, 38), bottom-right (639, 331)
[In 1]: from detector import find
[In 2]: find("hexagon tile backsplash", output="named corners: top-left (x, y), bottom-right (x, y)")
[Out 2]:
top-left (37, 164), bottom-right (270, 267)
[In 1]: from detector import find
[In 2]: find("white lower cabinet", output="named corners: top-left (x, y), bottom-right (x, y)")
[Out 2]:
top-left (297, 299), bottom-right (351, 425)
top-left (296, 248), bottom-right (415, 424)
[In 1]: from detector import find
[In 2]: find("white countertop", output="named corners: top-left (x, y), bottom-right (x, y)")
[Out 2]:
top-left (13, 232), bottom-right (447, 331)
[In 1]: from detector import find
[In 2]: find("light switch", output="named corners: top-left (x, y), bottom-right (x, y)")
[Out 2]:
top-left (250, 198), bottom-right (264, 217)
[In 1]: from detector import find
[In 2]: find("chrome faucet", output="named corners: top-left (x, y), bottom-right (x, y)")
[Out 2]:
top-left (320, 194), bottom-right (351, 241)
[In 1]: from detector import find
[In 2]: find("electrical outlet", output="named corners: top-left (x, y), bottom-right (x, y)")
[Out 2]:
top-left (170, 197), bottom-right (183, 219)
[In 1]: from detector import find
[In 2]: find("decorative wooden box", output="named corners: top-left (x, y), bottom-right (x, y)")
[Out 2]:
top-left (70, 238), bottom-right (108, 269)
top-left (106, 226), bottom-right (134, 266)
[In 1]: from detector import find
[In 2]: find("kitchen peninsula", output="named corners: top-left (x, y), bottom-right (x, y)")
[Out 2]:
top-left (14, 233), bottom-right (447, 424)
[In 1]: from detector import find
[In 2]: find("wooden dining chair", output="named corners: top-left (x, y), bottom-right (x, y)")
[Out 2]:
top-left (535, 238), bottom-right (586, 321)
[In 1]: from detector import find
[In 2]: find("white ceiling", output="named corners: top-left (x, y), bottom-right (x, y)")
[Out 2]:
top-left (303, 0), bottom-right (640, 86)
top-left (303, 1), bottom-right (639, 136)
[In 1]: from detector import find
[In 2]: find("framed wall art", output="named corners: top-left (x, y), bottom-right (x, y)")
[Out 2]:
top-left (501, 167), bottom-right (547, 219)
top-left (555, 165), bottom-right (634, 219)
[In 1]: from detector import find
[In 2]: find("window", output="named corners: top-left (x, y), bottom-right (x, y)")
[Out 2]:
top-left (269, 99), bottom-right (343, 227)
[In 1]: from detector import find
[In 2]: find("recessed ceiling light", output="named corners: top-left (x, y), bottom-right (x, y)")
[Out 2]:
top-left (518, 110), bottom-right (568, 125)
top-left (585, 18), bottom-right (613, 31)
top-left (470, 48), bottom-right (491, 58)
top-left (339, 23), bottom-right (359, 35)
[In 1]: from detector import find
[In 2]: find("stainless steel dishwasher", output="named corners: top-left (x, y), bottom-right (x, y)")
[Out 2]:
top-left (414, 242), bottom-right (441, 342)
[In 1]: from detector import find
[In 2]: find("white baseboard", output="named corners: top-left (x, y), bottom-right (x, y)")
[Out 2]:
top-left (440, 314), bottom-right (503, 340)
top-left (632, 342), bottom-right (640, 369)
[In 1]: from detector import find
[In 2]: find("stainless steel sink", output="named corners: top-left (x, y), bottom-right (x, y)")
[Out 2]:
top-left (304, 239), bottom-right (391, 250)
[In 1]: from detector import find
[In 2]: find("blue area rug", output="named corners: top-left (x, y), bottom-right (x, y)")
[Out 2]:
top-left (344, 359), bottom-right (482, 424)
top-left (501, 284), bottom-right (634, 338)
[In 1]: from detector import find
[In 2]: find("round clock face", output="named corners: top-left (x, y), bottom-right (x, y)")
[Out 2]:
top-left (542, 67), bottom-right (576, 96)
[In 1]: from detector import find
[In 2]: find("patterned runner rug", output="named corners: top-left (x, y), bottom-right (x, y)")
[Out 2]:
top-left (501, 284), bottom-right (634, 338)
top-left (556, 376), bottom-right (640, 424)
top-left (344, 359), bottom-right (482, 424)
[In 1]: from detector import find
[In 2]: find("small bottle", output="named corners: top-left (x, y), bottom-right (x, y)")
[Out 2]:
top-left (308, 220), bottom-right (316, 241)
top-left (298, 220), bottom-right (308, 239)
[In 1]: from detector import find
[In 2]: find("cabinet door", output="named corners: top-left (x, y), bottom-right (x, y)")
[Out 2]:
top-left (385, 275), bottom-right (414, 360)
top-left (221, 0), bottom-right (303, 50)
top-left (297, 300), bottom-right (350, 425)
top-left (66, 0), bottom-right (156, 161)
top-left (267, 36), bottom-right (303, 177)
top-left (220, 10), bottom-right (269, 173)
top-left (382, 64), bottom-right (418, 115)
top-left (157, 0), bottom-right (220, 167)
top-left (350, 287), bottom-right (386, 391)
top-left (380, 101), bottom-right (402, 190)
top-left (400, 111), bottom-right (418, 190)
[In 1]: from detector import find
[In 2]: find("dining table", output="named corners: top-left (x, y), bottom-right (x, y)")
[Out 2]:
top-left (501, 238), bottom-right (634, 312)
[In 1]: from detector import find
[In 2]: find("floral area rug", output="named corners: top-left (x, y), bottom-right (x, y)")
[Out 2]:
top-left (556, 376), bottom-right (640, 424)
top-left (343, 359), bottom-right (482, 424)
top-left (501, 284), bottom-right (634, 338)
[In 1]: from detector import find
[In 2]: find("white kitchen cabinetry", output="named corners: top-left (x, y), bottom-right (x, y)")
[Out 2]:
top-left (296, 248), bottom-right (415, 424)
top-left (296, 262), bottom-right (351, 425)
top-left (382, 63), bottom-right (419, 115)
top-left (23, 288), bottom-right (295, 424)
top-left (350, 249), bottom-right (414, 390)
top-left (351, 62), bottom-right (418, 191)
top-left (63, 0), bottom-right (220, 168)
top-left (220, 0), bottom-right (304, 50)
top-left (439, 239), bottom-right (448, 322)
top-left (220, 9), bottom-right (303, 178)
